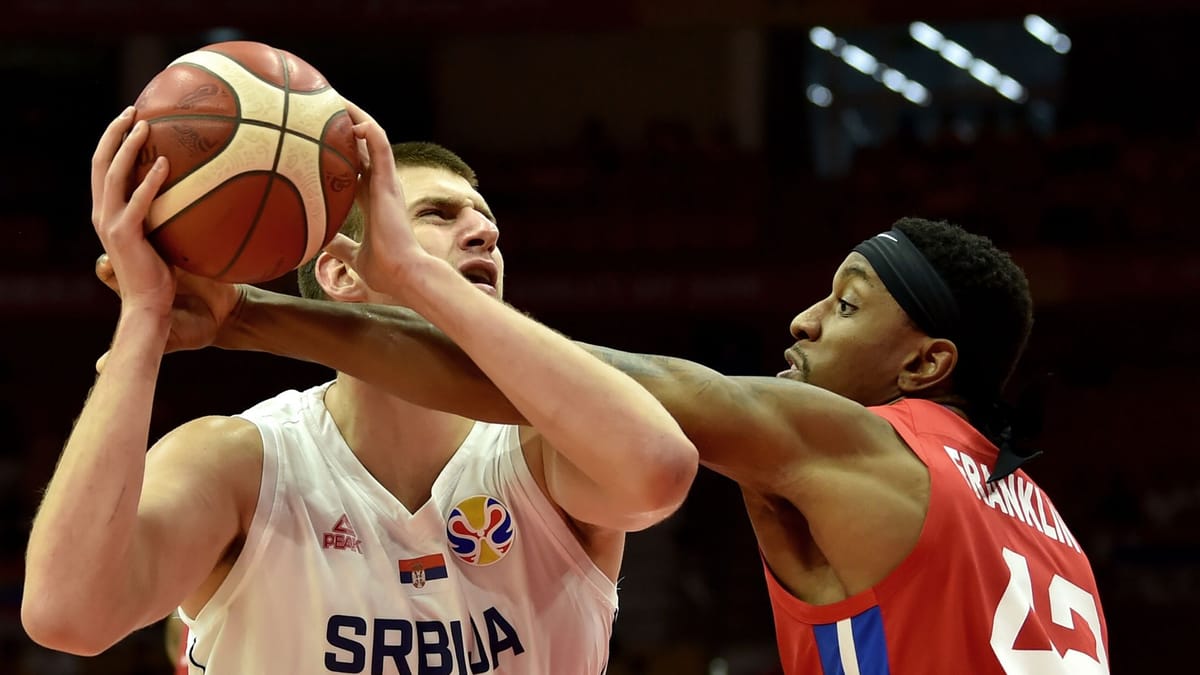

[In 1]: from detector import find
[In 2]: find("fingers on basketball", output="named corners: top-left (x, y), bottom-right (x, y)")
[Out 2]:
top-left (91, 107), bottom-right (135, 226)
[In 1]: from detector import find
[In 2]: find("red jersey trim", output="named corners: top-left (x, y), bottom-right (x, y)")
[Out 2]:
top-left (762, 557), bottom-right (881, 624)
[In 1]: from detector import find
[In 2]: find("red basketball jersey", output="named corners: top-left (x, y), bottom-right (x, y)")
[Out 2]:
top-left (765, 398), bottom-right (1109, 674)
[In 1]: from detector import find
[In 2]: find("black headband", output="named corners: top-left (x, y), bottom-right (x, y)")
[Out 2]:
top-left (855, 229), bottom-right (1035, 479)
top-left (852, 229), bottom-right (961, 340)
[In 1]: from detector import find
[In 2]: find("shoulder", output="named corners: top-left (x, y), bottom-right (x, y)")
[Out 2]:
top-left (731, 377), bottom-right (907, 468)
top-left (151, 415), bottom-right (264, 467)
top-left (145, 416), bottom-right (265, 525)
top-left (868, 399), bottom-right (987, 453)
top-left (760, 378), bottom-right (898, 441)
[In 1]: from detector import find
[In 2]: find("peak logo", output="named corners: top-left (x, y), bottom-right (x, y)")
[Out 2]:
top-left (323, 514), bottom-right (364, 554)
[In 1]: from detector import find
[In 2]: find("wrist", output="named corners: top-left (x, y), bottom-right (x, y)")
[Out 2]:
top-left (112, 305), bottom-right (171, 351)
top-left (398, 255), bottom-right (462, 309)
top-left (214, 284), bottom-right (257, 350)
top-left (360, 249), bottom-right (435, 300)
top-left (117, 302), bottom-right (171, 328)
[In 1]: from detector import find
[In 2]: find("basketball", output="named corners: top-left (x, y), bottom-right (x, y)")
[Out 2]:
top-left (130, 41), bottom-right (361, 283)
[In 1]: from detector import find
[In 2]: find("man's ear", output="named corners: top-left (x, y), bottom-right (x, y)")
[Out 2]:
top-left (314, 251), bottom-right (369, 302)
top-left (898, 337), bottom-right (958, 394)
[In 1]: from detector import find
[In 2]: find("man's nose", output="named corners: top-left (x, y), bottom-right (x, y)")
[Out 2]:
top-left (459, 210), bottom-right (499, 251)
top-left (789, 304), bottom-right (822, 341)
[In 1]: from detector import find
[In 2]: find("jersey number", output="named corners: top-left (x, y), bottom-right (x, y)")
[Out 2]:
top-left (990, 547), bottom-right (1108, 673)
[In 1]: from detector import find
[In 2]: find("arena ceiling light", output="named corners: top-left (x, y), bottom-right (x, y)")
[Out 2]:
top-left (806, 84), bottom-right (834, 107)
top-left (1024, 15), bottom-right (1072, 54)
top-left (809, 26), bottom-right (931, 106)
top-left (908, 22), bottom-right (1028, 103)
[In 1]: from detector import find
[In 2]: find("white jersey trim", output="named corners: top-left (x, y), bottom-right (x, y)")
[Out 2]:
top-left (178, 409), bottom-right (282, 629)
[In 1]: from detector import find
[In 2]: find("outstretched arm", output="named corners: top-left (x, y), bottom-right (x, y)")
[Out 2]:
top-left (220, 289), bottom-right (890, 491)
top-left (225, 287), bottom-right (516, 421)
top-left (576, 346), bottom-right (896, 488)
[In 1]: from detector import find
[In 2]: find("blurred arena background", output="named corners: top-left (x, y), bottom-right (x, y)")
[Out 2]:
top-left (2, 0), bottom-right (1197, 672)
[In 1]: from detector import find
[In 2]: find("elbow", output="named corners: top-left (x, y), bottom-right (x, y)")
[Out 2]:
top-left (626, 437), bottom-right (699, 530)
top-left (654, 438), bottom-right (700, 510)
top-left (22, 594), bottom-right (118, 656)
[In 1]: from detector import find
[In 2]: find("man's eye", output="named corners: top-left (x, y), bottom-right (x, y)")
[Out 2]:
top-left (837, 299), bottom-right (856, 315)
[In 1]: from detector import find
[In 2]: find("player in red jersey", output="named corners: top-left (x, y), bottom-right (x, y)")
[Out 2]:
top-left (591, 219), bottom-right (1106, 674)
top-left (89, 108), bottom-right (1107, 672)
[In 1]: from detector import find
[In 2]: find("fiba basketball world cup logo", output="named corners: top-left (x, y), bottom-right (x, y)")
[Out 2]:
top-left (446, 496), bottom-right (517, 566)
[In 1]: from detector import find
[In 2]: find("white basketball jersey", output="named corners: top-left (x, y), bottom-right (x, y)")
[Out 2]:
top-left (179, 382), bottom-right (618, 674)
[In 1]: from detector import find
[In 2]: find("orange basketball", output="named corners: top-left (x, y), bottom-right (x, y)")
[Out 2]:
top-left (131, 41), bottom-right (360, 283)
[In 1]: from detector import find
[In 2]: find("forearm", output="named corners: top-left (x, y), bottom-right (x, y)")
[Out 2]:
top-left (578, 343), bottom-right (719, 429)
top-left (25, 309), bottom-right (169, 638)
top-left (577, 343), bottom-right (757, 474)
top-left (402, 258), bottom-right (696, 510)
top-left (220, 286), bottom-right (522, 423)
top-left (577, 344), bottom-right (855, 490)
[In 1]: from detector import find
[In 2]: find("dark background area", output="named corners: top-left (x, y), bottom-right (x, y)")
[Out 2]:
top-left (2, 0), bottom-right (1197, 672)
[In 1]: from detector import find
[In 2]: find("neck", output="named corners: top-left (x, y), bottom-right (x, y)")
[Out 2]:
top-left (887, 391), bottom-right (971, 423)
top-left (323, 373), bottom-right (475, 510)
top-left (931, 395), bottom-right (971, 422)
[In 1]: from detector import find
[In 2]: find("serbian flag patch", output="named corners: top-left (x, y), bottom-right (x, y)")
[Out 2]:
top-left (398, 553), bottom-right (449, 589)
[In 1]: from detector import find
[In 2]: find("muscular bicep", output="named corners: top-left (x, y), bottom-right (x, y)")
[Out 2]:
top-left (691, 375), bottom-right (900, 490)
top-left (582, 344), bottom-right (894, 490)
top-left (129, 416), bottom-right (261, 627)
top-left (670, 377), bottom-right (820, 485)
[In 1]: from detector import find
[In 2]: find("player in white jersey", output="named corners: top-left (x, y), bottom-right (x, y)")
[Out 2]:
top-left (22, 104), bottom-right (698, 674)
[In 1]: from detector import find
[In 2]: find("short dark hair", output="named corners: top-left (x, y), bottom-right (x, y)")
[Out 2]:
top-left (892, 217), bottom-right (1033, 413)
top-left (296, 142), bottom-right (479, 300)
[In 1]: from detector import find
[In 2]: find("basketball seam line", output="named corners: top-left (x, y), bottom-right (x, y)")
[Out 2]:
top-left (142, 64), bottom-right (243, 199)
top-left (170, 60), bottom-right (358, 169)
top-left (148, 170), bottom-right (292, 256)
top-left (146, 116), bottom-right (358, 173)
top-left (213, 46), bottom-right (296, 280)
